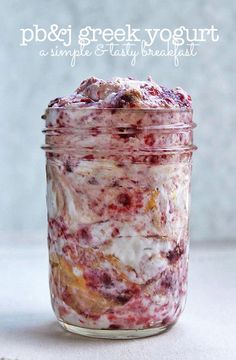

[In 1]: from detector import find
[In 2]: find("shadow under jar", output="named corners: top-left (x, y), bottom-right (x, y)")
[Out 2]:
top-left (42, 108), bottom-right (197, 339)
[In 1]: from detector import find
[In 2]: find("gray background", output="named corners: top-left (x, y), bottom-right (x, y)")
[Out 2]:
top-left (0, 0), bottom-right (235, 242)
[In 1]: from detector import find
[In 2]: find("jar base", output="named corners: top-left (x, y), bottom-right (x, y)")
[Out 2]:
top-left (58, 319), bottom-right (175, 339)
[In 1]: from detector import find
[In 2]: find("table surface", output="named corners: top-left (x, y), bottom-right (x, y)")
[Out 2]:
top-left (1, 232), bottom-right (236, 360)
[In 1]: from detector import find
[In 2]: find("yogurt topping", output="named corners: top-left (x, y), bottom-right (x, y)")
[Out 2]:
top-left (47, 76), bottom-right (192, 109)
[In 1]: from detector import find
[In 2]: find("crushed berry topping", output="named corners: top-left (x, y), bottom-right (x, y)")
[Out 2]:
top-left (166, 244), bottom-right (184, 264)
top-left (116, 288), bottom-right (139, 304)
top-left (48, 97), bottom-right (61, 107)
top-left (117, 193), bottom-right (131, 207)
top-left (109, 324), bottom-right (121, 330)
top-left (77, 227), bottom-right (91, 243)
top-left (45, 76), bottom-right (192, 111)
top-left (65, 161), bottom-right (73, 172)
top-left (80, 97), bottom-right (93, 103)
top-left (88, 177), bottom-right (98, 185)
top-left (83, 154), bottom-right (94, 160)
top-left (117, 127), bottom-right (137, 139)
top-left (144, 133), bottom-right (155, 146)
top-left (148, 86), bottom-right (160, 96)
top-left (101, 273), bottom-right (113, 288)
top-left (111, 228), bottom-right (120, 237)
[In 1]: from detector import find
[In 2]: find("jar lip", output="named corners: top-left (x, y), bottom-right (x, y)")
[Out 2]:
top-left (43, 122), bottom-right (197, 132)
top-left (44, 107), bottom-right (193, 113)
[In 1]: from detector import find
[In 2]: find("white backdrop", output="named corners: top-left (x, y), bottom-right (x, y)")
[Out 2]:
top-left (1, 0), bottom-right (235, 242)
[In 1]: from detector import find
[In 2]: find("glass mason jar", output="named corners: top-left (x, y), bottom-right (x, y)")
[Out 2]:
top-left (42, 108), bottom-right (197, 339)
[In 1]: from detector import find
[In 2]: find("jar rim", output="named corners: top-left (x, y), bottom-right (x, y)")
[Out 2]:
top-left (42, 107), bottom-right (196, 154)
